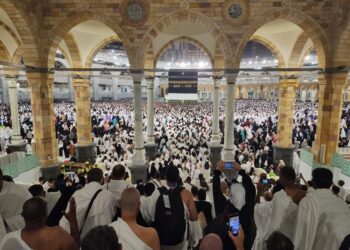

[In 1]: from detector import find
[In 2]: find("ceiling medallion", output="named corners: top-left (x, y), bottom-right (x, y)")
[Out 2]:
top-left (121, 0), bottom-right (149, 26)
top-left (223, 0), bottom-right (249, 25)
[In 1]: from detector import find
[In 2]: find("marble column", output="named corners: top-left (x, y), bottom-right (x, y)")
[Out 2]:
top-left (145, 76), bottom-right (157, 160)
top-left (209, 76), bottom-right (223, 169)
top-left (130, 72), bottom-right (147, 184)
top-left (311, 88), bottom-right (317, 103)
top-left (68, 77), bottom-right (74, 102)
top-left (223, 75), bottom-right (236, 161)
top-left (27, 72), bottom-right (59, 179)
top-left (6, 76), bottom-right (26, 153)
top-left (0, 77), bottom-right (9, 104)
top-left (211, 77), bottom-right (221, 144)
top-left (301, 89), bottom-right (307, 102)
top-left (72, 75), bottom-right (95, 164)
top-left (273, 78), bottom-right (298, 168)
top-left (312, 73), bottom-right (347, 164)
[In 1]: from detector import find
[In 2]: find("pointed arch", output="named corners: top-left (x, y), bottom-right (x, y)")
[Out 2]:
top-left (84, 35), bottom-right (121, 68)
top-left (63, 33), bottom-right (82, 68)
top-left (11, 45), bottom-right (23, 64)
top-left (0, 20), bottom-right (21, 46)
top-left (45, 10), bottom-right (131, 69)
top-left (234, 8), bottom-right (329, 68)
top-left (250, 35), bottom-right (286, 68)
top-left (0, 0), bottom-right (41, 66)
top-left (57, 46), bottom-right (73, 68)
top-left (288, 32), bottom-right (312, 68)
top-left (154, 36), bottom-right (214, 67)
top-left (137, 9), bottom-right (232, 68)
top-left (0, 40), bottom-right (10, 61)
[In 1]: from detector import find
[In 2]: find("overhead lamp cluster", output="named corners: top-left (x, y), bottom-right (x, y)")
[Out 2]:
top-left (241, 58), bottom-right (279, 65)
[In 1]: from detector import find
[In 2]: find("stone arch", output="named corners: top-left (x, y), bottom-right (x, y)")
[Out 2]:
top-left (234, 8), bottom-right (329, 68)
top-left (0, 0), bottom-right (41, 66)
top-left (250, 35), bottom-right (286, 68)
top-left (332, 16), bottom-right (350, 66)
top-left (138, 9), bottom-right (233, 68)
top-left (288, 32), bottom-right (311, 68)
top-left (45, 10), bottom-right (131, 69)
top-left (0, 20), bottom-right (22, 46)
top-left (63, 33), bottom-right (82, 68)
top-left (0, 40), bottom-right (10, 61)
top-left (57, 45), bottom-right (73, 68)
top-left (11, 46), bottom-right (23, 65)
top-left (154, 36), bottom-right (215, 67)
top-left (299, 45), bottom-right (316, 67)
top-left (84, 35), bottom-right (121, 68)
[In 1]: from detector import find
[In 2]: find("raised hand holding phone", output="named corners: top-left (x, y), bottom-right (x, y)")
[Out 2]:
top-left (229, 214), bottom-right (240, 236)
top-left (228, 226), bottom-right (245, 250)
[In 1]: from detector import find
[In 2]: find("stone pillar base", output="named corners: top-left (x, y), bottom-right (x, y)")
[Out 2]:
top-left (7, 142), bottom-right (27, 153)
top-left (76, 143), bottom-right (96, 164)
top-left (209, 143), bottom-right (223, 171)
top-left (41, 163), bottom-right (61, 181)
top-left (129, 161), bottom-right (148, 184)
top-left (145, 143), bottom-right (158, 161)
top-left (273, 145), bottom-right (294, 168)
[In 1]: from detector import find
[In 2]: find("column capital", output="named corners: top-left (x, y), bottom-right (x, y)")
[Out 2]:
top-left (145, 76), bottom-right (154, 81)
top-left (280, 78), bottom-right (299, 88)
top-left (318, 76), bottom-right (327, 86)
top-left (213, 78), bottom-right (221, 88)
top-left (147, 79), bottom-right (154, 89)
top-left (26, 72), bottom-right (54, 88)
top-left (5, 74), bottom-right (18, 80)
top-left (131, 70), bottom-right (144, 83)
top-left (213, 71), bottom-right (224, 79)
top-left (225, 73), bottom-right (237, 85)
top-left (212, 75), bottom-right (223, 81)
top-left (5, 75), bottom-right (18, 88)
top-left (71, 74), bottom-right (90, 80)
top-left (72, 76), bottom-right (90, 88)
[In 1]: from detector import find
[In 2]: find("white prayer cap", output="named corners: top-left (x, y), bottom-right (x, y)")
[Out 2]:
top-left (229, 182), bottom-right (246, 210)
top-left (173, 159), bottom-right (180, 166)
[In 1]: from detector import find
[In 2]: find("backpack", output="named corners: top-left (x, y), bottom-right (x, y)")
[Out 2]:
top-left (153, 186), bottom-right (186, 246)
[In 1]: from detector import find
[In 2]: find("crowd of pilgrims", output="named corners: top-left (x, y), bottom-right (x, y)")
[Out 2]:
top-left (0, 99), bottom-right (350, 249)
top-left (0, 155), bottom-right (350, 249)
top-left (1, 100), bottom-right (321, 166)
top-left (0, 99), bottom-right (350, 250)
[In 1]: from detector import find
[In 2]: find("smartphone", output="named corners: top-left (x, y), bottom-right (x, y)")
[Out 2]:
top-left (224, 161), bottom-right (235, 169)
top-left (222, 162), bottom-right (237, 181)
top-left (262, 179), bottom-right (270, 185)
top-left (229, 214), bottom-right (240, 236)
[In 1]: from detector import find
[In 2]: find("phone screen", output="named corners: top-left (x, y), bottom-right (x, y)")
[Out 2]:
top-left (262, 179), bottom-right (269, 185)
top-left (229, 215), bottom-right (240, 236)
top-left (224, 162), bottom-right (234, 170)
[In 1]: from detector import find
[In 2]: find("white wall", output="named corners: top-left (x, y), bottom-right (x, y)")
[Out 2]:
top-left (14, 167), bottom-right (41, 185)
top-left (299, 159), bottom-right (350, 194)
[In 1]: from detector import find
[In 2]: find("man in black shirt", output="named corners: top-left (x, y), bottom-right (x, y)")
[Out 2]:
top-left (195, 189), bottom-right (212, 224)
top-left (211, 161), bottom-right (256, 250)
